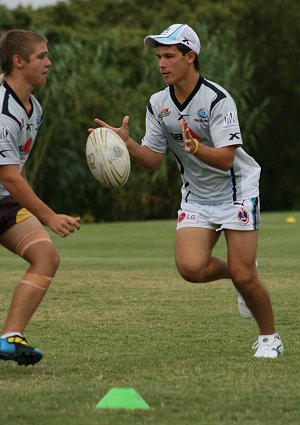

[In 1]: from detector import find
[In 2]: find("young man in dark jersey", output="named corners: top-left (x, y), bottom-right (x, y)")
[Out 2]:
top-left (0, 29), bottom-right (80, 366)
top-left (91, 24), bottom-right (283, 358)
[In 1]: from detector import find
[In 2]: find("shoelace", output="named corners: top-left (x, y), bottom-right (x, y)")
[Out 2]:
top-left (7, 335), bottom-right (28, 345)
top-left (252, 335), bottom-right (280, 351)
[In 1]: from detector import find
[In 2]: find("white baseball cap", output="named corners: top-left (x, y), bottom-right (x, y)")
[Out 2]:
top-left (144, 24), bottom-right (200, 55)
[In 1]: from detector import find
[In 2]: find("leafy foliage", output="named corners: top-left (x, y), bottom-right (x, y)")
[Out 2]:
top-left (0, 0), bottom-right (299, 217)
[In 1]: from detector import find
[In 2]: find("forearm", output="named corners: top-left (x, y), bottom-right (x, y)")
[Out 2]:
top-left (180, 119), bottom-right (235, 171)
top-left (192, 143), bottom-right (234, 171)
top-left (126, 137), bottom-right (163, 170)
top-left (92, 116), bottom-right (164, 170)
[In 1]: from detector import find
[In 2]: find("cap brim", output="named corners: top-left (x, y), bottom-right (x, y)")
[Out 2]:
top-left (144, 36), bottom-right (158, 48)
top-left (144, 35), bottom-right (180, 48)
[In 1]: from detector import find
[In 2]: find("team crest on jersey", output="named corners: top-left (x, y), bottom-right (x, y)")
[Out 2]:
top-left (195, 108), bottom-right (208, 123)
top-left (237, 207), bottom-right (249, 224)
top-left (158, 108), bottom-right (171, 120)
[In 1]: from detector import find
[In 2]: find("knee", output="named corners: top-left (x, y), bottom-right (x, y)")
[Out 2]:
top-left (176, 260), bottom-right (207, 283)
top-left (16, 230), bottom-right (60, 276)
top-left (230, 268), bottom-right (256, 294)
top-left (48, 248), bottom-right (60, 274)
top-left (27, 245), bottom-right (60, 277)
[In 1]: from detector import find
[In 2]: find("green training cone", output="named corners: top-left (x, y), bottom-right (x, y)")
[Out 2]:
top-left (96, 387), bottom-right (150, 410)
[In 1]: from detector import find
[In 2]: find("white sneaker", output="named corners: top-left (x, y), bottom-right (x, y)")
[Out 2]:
top-left (252, 334), bottom-right (284, 358)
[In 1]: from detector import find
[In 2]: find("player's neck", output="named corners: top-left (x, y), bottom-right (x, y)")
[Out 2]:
top-left (173, 71), bottom-right (200, 104)
top-left (5, 76), bottom-right (33, 113)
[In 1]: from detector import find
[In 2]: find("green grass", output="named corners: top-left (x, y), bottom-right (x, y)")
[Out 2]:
top-left (1, 212), bottom-right (300, 425)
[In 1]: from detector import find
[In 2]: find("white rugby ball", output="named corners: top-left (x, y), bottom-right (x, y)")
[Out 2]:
top-left (86, 127), bottom-right (130, 188)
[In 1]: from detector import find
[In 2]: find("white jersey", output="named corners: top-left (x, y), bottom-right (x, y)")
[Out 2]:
top-left (142, 76), bottom-right (261, 205)
top-left (0, 81), bottom-right (43, 200)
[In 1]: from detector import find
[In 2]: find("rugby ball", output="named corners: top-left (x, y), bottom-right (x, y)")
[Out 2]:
top-left (86, 127), bottom-right (130, 188)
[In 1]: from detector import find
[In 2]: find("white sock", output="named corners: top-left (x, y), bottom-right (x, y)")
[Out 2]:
top-left (259, 333), bottom-right (276, 337)
top-left (1, 332), bottom-right (23, 339)
top-left (259, 333), bottom-right (277, 342)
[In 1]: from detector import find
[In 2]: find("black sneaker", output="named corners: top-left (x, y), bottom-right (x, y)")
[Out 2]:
top-left (0, 335), bottom-right (43, 366)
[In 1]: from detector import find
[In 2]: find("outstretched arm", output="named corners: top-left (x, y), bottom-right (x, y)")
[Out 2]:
top-left (180, 119), bottom-right (235, 172)
top-left (89, 115), bottom-right (164, 171)
top-left (0, 165), bottom-right (80, 237)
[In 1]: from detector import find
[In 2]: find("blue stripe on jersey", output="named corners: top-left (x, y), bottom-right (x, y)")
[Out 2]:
top-left (230, 168), bottom-right (237, 202)
top-left (251, 196), bottom-right (259, 229)
top-left (202, 79), bottom-right (227, 113)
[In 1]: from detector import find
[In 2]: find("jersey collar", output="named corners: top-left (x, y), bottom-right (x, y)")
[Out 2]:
top-left (3, 80), bottom-right (34, 118)
top-left (169, 76), bottom-right (204, 112)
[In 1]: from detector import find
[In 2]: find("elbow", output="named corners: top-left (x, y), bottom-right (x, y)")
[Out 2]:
top-left (218, 147), bottom-right (235, 171)
top-left (141, 155), bottom-right (163, 171)
top-left (217, 158), bottom-right (233, 172)
top-left (143, 163), bottom-right (161, 171)
top-left (1, 177), bottom-right (16, 191)
top-left (221, 161), bottom-right (234, 172)
top-left (147, 161), bottom-right (161, 171)
top-left (220, 154), bottom-right (235, 172)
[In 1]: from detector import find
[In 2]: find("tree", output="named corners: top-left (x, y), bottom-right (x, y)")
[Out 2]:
top-left (235, 0), bottom-right (300, 209)
top-left (1, 0), bottom-right (297, 216)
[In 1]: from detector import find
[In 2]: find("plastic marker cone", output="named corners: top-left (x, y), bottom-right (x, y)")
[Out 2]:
top-left (286, 216), bottom-right (297, 223)
top-left (96, 387), bottom-right (150, 410)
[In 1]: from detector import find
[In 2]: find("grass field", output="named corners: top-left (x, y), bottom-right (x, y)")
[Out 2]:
top-left (0, 212), bottom-right (300, 425)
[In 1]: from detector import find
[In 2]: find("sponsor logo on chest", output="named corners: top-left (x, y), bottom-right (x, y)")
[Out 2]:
top-left (158, 108), bottom-right (171, 120)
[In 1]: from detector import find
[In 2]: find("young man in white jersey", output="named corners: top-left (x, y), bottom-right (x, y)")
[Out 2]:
top-left (0, 29), bottom-right (80, 365)
top-left (91, 24), bottom-right (283, 358)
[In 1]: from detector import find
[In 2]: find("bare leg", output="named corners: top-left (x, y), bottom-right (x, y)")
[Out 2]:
top-left (0, 216), bottom-right (60, 334)
top-left (225, 229), bottom-right (275, 335)
top-left (175, 227), bottom-right (230, 282)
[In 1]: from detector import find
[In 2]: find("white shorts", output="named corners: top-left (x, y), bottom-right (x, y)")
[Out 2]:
top-left (176, 198), bottom-right (260, 231)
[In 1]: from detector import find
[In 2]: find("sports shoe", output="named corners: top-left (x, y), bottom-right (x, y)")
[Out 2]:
top-left (0, 335), bottom-right (43, 366)
top-left (252, 334), bottom-right (284, 358)
top-left (234, 287), bottom-right (253, 319)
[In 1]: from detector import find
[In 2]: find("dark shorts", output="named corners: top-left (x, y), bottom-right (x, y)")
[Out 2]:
top-left (0, 195), bottom-right (32, 235)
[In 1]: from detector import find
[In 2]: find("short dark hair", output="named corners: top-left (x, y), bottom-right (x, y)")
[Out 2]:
top-left (0, 29), bottom-right (47, 75)
top-left (176, 43), bottom-right (199, 70)
top-left (154, 41), bottom-right (199, 70)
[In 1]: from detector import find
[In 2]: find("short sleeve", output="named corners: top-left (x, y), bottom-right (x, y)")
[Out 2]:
top-left (141, 101), bottom-right (168, 154)
top-left (0, 117), bottom-right (20, 165)
top-left (209, 96), bottom-right (243, 148)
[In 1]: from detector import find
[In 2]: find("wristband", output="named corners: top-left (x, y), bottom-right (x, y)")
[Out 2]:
top-left (191, 138), bottom-right (199, 155)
